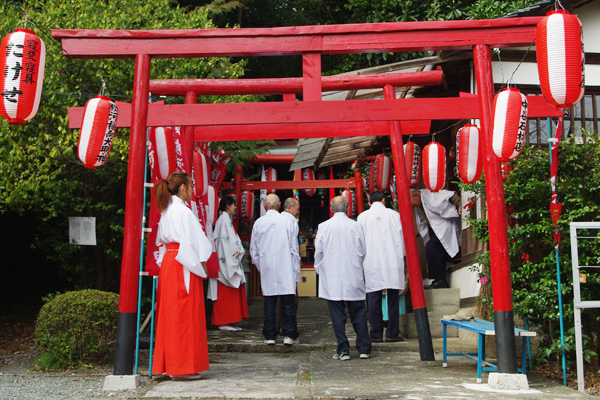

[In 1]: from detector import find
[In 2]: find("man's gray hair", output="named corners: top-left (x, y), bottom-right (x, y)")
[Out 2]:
top-left (264, 194), bottom-right (280, 209)
top-left (330, 196), bottom-right (349, 213)
top-left (283, 197), bottom-right (298, 209)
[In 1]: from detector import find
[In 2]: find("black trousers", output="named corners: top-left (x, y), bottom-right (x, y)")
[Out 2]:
top-left (367, 289), bottom-right (400, 340)
top-left (263, 294), bottom-right (298, 340)
top-left (327, 300), bottom-right (371, 355)
top-left (425, 227), bottom-right (450, 281)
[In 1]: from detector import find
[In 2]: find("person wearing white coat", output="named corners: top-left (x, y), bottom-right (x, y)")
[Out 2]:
top-left (314, 196), bottom-right (371, 360)
top-left (357, 191), bottom-right (405, 343)
top-left (250, 193), bottom-right (299, 345)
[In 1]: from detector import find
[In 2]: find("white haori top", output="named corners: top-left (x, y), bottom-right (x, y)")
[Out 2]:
top-left (357, 201), bottom-right (405, 293)
top-left (157, 195), bottom-right (212, 293)
top-left (281, 211), bottom-right (301, 282)
top-left (420, 189), bottom-right (461, 258)
top-left (314, 212), bottom-right (366, 301)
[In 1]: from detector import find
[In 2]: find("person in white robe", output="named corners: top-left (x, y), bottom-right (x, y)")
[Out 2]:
top-left (277, 197), bottom-right (301, 332)
top-left (208, 196), bottom-right (248, 331)
top-left (412, 188), bottom-right (461, 289)
top-left (314, 196), bottom-right (371, 360)
top-left (250, 193), bottom-right (299, 345)
top-left (357, 191), bottom-right (405, 343)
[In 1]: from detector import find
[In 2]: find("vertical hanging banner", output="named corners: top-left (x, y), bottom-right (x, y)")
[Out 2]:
top-left (0, 28), bottom-right (46, 125)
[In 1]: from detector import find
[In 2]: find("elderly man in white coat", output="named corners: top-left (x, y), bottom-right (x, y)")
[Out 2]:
top-left (250, 193), bottom-right (300, 345)
top-left (315, 196), bottom-right (371, 360)
top-left (357, 191), bottom-right (405, 343)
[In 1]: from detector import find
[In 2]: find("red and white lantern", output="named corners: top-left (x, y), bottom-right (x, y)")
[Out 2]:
top-left (240, 190), bottom-right (254, 222)
top-left (148, 127), bottom-right (176, 181)
top-left (536, 10), bottom-right (585, 109)
top-left (422, 142), bottom-right (446, 192)
top-left (206, 185), bottom-right (218, 226)
top-left (303, 168), bottom-right (315, 196)
top-left (456, 124), bottom-right (483, 184)
top-left (368, 154), bottom-right (392, 192)
top-left (265, 167), bottom-right (277, 194)
top-left (492, 88), bottom-right (528, 161)
top-left (193, 151), bottom-right (208, 198)
top-left (77, 96), bottom-right (118, 168)
top-left (0, 29), bottom-right (46, 125)
top-left (403, 142), bottom-right (421, 186)
top-left (341, 189), bottom-right (357, 218)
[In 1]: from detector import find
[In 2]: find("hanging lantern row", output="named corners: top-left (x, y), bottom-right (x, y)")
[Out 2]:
top-left (422, 141), bottom-right (446, 192)
top-left (193, 151), bottom-right (209, 198)
top-left (77, 96), bottom-right (118, 168)
top-left (456, 124), bottom-right (483, 184)
top-left (148, 127), bottom-right (176, 181)
top-left (403, 142), bottom-right (421, 186)
top-left (240, 190), bottom-right (254, 222)
top-left (536, 10), bottom-right (585, 110)
top-left (492, 88), bottom-right (528, 161)
top-left (265, 167), bottom-right (277, 194)
top-left (341, 189), bottom-right (357, 218)
top-left (303, 168), bottom-right (315, 196)
top-left (0, 28), bottom-right (46, 125)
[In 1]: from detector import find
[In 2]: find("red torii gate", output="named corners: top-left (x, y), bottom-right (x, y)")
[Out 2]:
top-left (53, 17), bottom-right (562, 376)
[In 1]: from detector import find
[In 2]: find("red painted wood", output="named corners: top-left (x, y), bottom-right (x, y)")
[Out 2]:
top-left (149, 71), bottom-right (443, 95)
top-left (184, 91), bottom-right (196, 176)
top-left (51, 18), bottom-right (541, 58)
top-left (249, 154), bottom-right (295, 164)
top-left (303, 53), bottom-right (322, 101)
top-left (282, 93), bottom-right (296, 102)
top-left (194, 121), bottom-right (431, 142)
top-left (119, 54), bottom-right (151, 315)
top-left (354, 169), bottom-right (364, 215)
top-left (221, 178), bottom-right (356, 191)
top-left (384, 85), bottom-right (427, 311)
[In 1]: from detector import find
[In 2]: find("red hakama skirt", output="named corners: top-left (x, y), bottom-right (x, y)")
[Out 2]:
top-left (211, 282), bottom-right (249, 326)
top-left (152, 243), bottom-right (209, 376)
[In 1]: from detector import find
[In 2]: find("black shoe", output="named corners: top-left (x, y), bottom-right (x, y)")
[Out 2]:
top-left (424, 279), bottom-right (449, 290)
top-left (370, 338), bottom-right (383, 343)
top-left (385, 336), bottom-right (404, 342)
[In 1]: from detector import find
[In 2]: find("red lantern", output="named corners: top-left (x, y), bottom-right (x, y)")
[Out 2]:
top-left (536, 10), bottom-right (584, 109)
top-left (341, 189), bottom-right (356, 218)
top-left (492, 88), bottom-right (528, 161)
top-left (240, 190), bottom-right (254, 222)
top-left (206, 185), bottom-right (218, 226)
top-left (303, 168), bottom-right (315, 196)
top-left (148, 127), bottom-right (176, 181)
top-left (403, 142), bottom-right (421, 186)
top-left (456, 124), bottom-right (483, 184)
top-left (193, 151), bottom-right (208, 198)
top-left (0, 29), bottom-right (46, 125)
top-left (265, 167), bottom-right (277, 194)
top-left (422, 142), bottom-right (446, 192)
top-left (77, 96), bottom-right (118, 168)
top-left (369, 154), bottom-right (392, 192)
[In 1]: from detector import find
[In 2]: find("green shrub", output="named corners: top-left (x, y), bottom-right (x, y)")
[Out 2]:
top-left (35, 289), bottom-right (119, 369)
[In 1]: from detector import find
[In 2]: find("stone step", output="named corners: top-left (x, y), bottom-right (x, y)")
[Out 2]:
top-left (401, 288), bottom-right (461, 338)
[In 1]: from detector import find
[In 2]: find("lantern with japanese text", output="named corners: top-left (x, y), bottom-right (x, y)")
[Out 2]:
top-left (206, 185), bottom-right (218, 226)
top-left (368, 154), bottom-right (392, 192)
top-left (265, 167), bottom-right (277, 194)
top-left (403, 142), bottom-right (421, 186)
top-left (341, 189), bottom-right (356, 218)
top-left (193, 151), bottom-right (208, 198)
top-left (148, 127), bottom-right (176, 181)
top-left (422, 142), bottom-right (446, 192)
top-left (536, 10), bottom-right (584, 109)
top-left (492, 88), bottom-right (528, 161)
top-left (77, 96), bottom-right (118, 168)
top-left (0, 29), bottom-right (46, 125)
top-left (240, 190), bottom-right (254, 222)
top-left (456, 124), bottom-right (483, 184)
top-left (303, 168), bottom-right (315, 196)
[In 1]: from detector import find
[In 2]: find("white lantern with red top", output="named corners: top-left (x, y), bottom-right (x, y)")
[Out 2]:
top-left (265, 167), bottom-right (277, 194)
top-left (456, 124), bottom-right (483, 184)
top-left (0, 28), bottom-right (46, 125)
top-left (193, 151), bottom-right (208, 198)
top-left (240, 190), bottom-right (254, 222)
top-left (403, 142), bottom-right (421, 186)
top-left (422, 142), bottom-right (446, 192)
top-left (77, 96), bottom-right (118, 168)
top-left (492, 88), bottom-right (528, 161)
top-left (341, 189), bottom-right (356, 218)
top-left (206, 185), bottom-right (218, 226)
top-left (303, 168), bottom-right (315, 196)
top-left (148, 127), bottom-right (176, 181)
top-left (536, 10), bottom-right (584, 109)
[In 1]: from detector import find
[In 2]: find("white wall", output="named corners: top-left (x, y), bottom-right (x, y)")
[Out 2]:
top-left (449, 263), bottom-right (481, 300)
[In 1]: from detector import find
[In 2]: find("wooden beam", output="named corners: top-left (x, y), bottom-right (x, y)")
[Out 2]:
top-left (221, 178), bottom-right (356, 191)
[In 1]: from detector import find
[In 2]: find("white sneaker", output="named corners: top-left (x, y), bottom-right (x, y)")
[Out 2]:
top-left (359, 353), bottom-right (371, 359)
top-left (283, 336), bottom-right (299, 346)
top-left (338, 352), bottom-right (351, 361)
top-left (264, 339), bottom-right (276, 345)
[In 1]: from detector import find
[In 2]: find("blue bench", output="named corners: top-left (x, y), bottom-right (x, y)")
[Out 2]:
top-left (441, 318), bottom-right (536, 383)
